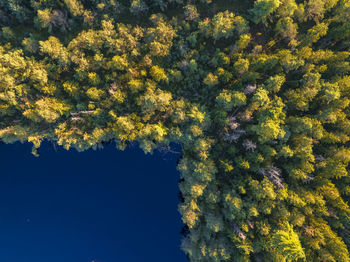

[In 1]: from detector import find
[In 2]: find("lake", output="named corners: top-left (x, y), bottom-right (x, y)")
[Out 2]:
top-left (0, 142), bottom-right (187, 262)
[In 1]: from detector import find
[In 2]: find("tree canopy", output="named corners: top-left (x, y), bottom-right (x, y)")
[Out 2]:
top-left (1, 0), bottom-right (350, 261)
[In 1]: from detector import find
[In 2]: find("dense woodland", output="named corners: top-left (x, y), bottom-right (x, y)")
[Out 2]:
top-left (1, 0), bottom-right (350, 261)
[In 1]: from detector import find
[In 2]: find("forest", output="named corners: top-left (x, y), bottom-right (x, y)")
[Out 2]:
top-left (1, 0), bottom-right (350, 261)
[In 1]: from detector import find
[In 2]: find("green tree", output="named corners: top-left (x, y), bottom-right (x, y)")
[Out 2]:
top-left (271, 223), bottom-right (306, 261)
top-left (249, 0), bottom-right (281, 24)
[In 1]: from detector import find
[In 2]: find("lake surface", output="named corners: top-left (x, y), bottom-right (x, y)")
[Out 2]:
top-left (0, 142), bottom-right (186, 262)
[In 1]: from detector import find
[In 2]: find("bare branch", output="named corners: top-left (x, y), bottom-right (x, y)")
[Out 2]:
top-left (232, 222), bottom-right (246, 240)
top-left (244, 84), bottom-right (256, 95)
top-left (242, 139), bottom-right (256, 151)
top-left (259, 166), bottom-right (284, 189)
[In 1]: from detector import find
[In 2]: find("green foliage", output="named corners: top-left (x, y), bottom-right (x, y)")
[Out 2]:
top-left (275, 17), bottom-right (298, 46)
top-left (271, 223), bottom-right (306, 261)
top-left (23, 97), bottom-right (71, 123)
top-left (39, 36), bottom-right (69, 65)
top-left (203, 72), bottom-right (218, 87)
top-left (64, 0), bottom-right (85, 16)
top-left (86, 87), bottom-right (105, 100)
top-left (249, 0), bottom-right (281, 24)
top-left (184, 5), bottom-right (199, 21)
top-left (199, 11), bottom-right (248, 42)
top-left (150, 65), bottom-right (168, 82)
top-left (1, 0), bottom-right (350, 261)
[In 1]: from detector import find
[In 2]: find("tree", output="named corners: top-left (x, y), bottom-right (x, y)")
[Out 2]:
top-left (147, 15), bottom-right (176, 57)
top-left (305, 0), bottom-right (325, 22)
top-left (275, 17), bottom-right (298, 45)
top-left (64, 0), bottom-right (84, 16)
top-left (23, 97), bottom-right (71, 123)
top-left (130, 0), bottom-right (148, 15)
top-left (184, 5), bottom-right (199, 21)
top-left (39, 36), bottom-right (69, 65)
top-left (203, 72), bottom-right (218, 87)
top-left (249, 0), bottom-right (281, 24)
top-left (271, 223), bottom-right (306, 261)
top-left (199, 11), bottom-right (248, 42)
top-left (303, 22), bottom-right (328, 45)
top-left (150, 65), bottom-right (168, 82)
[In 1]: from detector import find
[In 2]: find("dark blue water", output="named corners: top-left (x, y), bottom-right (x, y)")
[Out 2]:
top-left (0, 142), bottom-right (186, 262)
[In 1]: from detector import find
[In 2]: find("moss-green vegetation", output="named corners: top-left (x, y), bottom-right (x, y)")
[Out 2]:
top-left (1, 0), bottom-right (350, 260)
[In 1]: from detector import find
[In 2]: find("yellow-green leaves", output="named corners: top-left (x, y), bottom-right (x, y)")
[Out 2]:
top-left (63, 81), bottom-right (79, 96)
top-left (252, 88), bottom-right (269, 107)
top-left (188, 106), bottom-right (206, 123)
top-left (216, 90), bottom-right (233, 110)
top-left (179, 200), bottom-right (200, 229)
top-left (147, 16), bottom-right (176, 57)
top-left (234, 34), bottom-right (251, 51)
top-left (199, 11), bottom-right (248, 41)
top-left (36, 9), bottom-right (52, 28)
top-left (271, 223), bottom-right (306, 262)
top-left (109, 55), bottom-right (129, 71)
top-left (234, 58), bottom-right (250, 74)
top-left (64, 0), bottom-right (85, 16)
top-left (220, 159), bottom-right (234, 173)
top-left (39, 37), bottom-right (69, 65)
top-left (128, 79), bottom-right (143, 92)
top-left (150, 65), bottom-right (168, 82)
top-left (23, 97), bottom-right (71, 123)
top-left (86, 87), bottom-right (105, 100)
top-left (264, 74), bottom-right (285, 93)
top-left (304, 22), bottom-right (329, 45)
top-left (190, 183), bottom-right (207, 198)
top-left (1, 49), bottom-right (26, 70)
top-left (275, 17), bottom-right (298, 46)
top-left (138, 87), bottom-right (172, 115)
top-left (203, 72), bottom-right (218, 87)
top-left (254, 119), bottom-right (284, 142)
